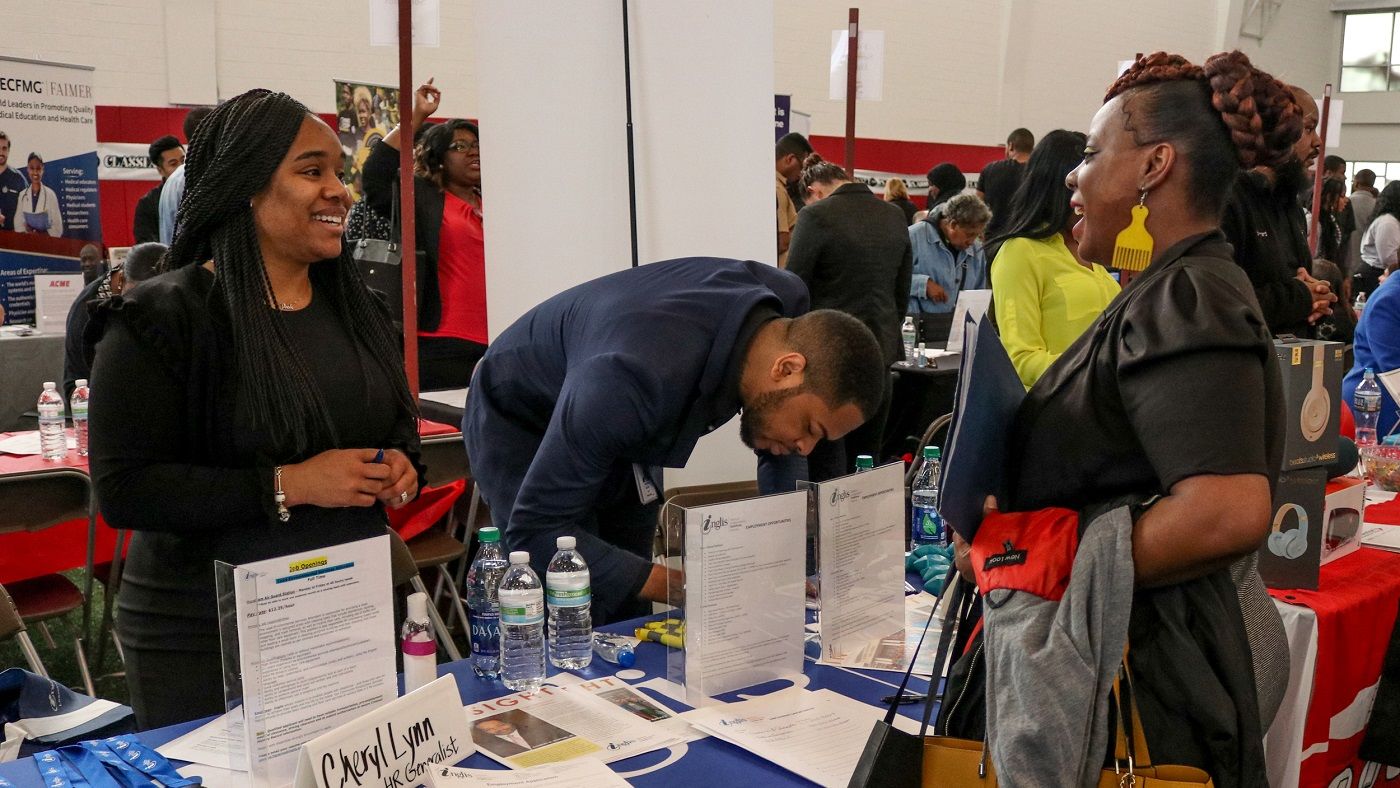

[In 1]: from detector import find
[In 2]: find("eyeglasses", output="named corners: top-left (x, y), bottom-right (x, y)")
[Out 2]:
top-left (447, 140), bottom-right (480, 154)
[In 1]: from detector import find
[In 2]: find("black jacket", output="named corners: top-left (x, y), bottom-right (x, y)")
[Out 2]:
top-left (784, 182), bottom-right (913, 365)
top-left (362, 140), bottom-right (446, 332)
top-left (86, 263), bottom-right (423, 650)
top-left (131, 182), bottom-right (163, 245)
top-left (1221, 170), bottom-right (1315, 338)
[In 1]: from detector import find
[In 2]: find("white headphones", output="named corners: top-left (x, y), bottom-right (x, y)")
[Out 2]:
top-left (1268, 502), bottom-right (1309, 560)
top-left (1300, 344), bottom-right (1331, 442)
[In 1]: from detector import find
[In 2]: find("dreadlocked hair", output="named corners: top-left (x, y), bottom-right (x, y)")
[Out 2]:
top-left (163, 88), bottom-right (417, 456)
top-left (1102, 51), bottom-right (1301, 218)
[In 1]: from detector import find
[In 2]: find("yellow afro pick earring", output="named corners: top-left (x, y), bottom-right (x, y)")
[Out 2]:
top-left (1112, 189), bottom-right (1154, 272)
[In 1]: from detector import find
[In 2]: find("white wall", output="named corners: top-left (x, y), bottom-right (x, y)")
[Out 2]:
top-left (475, 0), bottom-right (775, 489)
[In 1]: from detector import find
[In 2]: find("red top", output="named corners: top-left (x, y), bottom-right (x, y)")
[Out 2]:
top-left (421, 190), bottom-right (487, 344)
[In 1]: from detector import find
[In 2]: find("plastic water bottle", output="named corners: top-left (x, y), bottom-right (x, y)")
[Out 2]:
top-left (901, 316), bottom-right (917, 363)
top-left (916, 341), bottom-right (928, 368)
top-left (70, 379), bottom-right (90, 457)
top-left (1355, 368), bottom-right (1382, 449)
top-left (911, 446), bottom-right (946, 547)
top-left (498, 551), bottom-right (545, 691)
top-left (1355, 290), bottom-right (1368, 318)
top-left (466, 527), bottom-right (509, 678)
top-left (546, 536), bottom-right (593, 669)
top-left (37, 382), bottom-right (66, 461)
top-left (592, 633), bottom-right (636, 668)
top-left (400, 591), bottom-right (437, 694)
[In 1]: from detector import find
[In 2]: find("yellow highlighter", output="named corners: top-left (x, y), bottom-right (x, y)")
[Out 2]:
top-left (635, 626), bottom-right (684, 649)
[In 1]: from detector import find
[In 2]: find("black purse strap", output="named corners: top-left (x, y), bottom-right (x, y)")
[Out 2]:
top-left (920, 574), bottom-right (974, 735)
top-left (882, 569), bottom-right (949, 725)
top-left (389, 175), bottom-right (402, 246)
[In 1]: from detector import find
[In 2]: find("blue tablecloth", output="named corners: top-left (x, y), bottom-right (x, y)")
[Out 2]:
top-left (0, 615), bottom-right (936, 787)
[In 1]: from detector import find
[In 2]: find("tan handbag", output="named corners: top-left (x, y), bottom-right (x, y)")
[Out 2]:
top-left (921, 660), bottom-right (1214, 787)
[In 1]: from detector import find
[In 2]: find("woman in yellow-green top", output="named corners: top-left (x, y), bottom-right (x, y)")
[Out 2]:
top-left (986, 130), bottom-right (1120, 388)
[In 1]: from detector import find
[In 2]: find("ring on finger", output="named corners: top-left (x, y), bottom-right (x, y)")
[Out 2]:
top-left (399, 490), bottom-right (409, 503)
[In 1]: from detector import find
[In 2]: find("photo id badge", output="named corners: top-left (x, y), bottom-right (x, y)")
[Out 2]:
top-left (633, 463), bottom-right (659, 505)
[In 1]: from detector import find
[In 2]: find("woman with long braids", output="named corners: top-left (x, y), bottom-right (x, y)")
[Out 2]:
top-left (957, 52), bottom-right (1296, 783)
top-left (88, 89), bottom-right (422, 729)
top-left (985, 129), bottom-right (1120, 389)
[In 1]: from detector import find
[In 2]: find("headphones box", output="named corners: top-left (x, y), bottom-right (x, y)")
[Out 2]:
top-left (1321, 476), bottom-right (1365, 567)
top-left (1258, 467), bottom-right (1327, 590)
top-left (1272, 338), bottom-right (1344, 471)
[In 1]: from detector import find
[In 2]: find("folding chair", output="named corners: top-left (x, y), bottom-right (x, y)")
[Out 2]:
top-left (385, 527), bottom-right (462, 661)
top-left (385, 481), bottom-right (469, 660)
top-left (0, 470), bottom-right (94, 695)
top-left (0, 584), bottom-right (46, 677)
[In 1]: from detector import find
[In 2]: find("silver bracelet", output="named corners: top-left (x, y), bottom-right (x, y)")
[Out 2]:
top-left (274, 465), bottom-right (290, 522)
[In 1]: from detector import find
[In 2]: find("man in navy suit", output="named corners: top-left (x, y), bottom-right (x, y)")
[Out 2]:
top-left (462, 258), bottom-right (885, 622)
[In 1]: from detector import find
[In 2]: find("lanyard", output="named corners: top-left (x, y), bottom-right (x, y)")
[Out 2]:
top-left (34, 737), bottom-right (201, 788)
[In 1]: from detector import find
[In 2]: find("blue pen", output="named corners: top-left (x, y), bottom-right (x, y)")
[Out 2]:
top-left (373, 449), bottom-right (385, 464)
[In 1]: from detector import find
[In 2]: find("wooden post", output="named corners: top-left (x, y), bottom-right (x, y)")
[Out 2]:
top-left (398, 0), bottom-right (420, 398)
top-left (1308, 83), bottom-right (1332, 257)
top-left (844, 8), bottom-right (858, 179)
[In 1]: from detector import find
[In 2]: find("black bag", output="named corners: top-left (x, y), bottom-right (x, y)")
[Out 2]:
top-left (353, 178), bottom-right (403, 325)
top-left (848, 569), bottom-right (974, 788)
top-left (934, 620), bottom-right (986, 740)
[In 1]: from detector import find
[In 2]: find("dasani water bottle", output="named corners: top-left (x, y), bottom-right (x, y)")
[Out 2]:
top-left (466, 527), bottom-right (508, 678)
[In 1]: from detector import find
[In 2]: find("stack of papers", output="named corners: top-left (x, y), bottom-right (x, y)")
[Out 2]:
top-left (681, 687), bottom-right (917, 787)
top-left (428, 759), bottom-right (628, 787)
top-left (1361, 523), bottom-right (1400, 553)
top-left (467, 684), bottom-right (684, 770)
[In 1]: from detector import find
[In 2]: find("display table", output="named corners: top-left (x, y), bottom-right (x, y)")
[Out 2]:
top-left (0, 616), bottom-right (933, 787)
top-left (1265, 497), bottom-right (1400, 788)
top-left (0, 331), bottom-right (65, 432)
top-left (884, 352), bottom-right (960, 461)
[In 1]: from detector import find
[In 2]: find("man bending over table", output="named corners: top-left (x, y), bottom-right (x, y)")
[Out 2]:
top-left (462, 257), bottom-right (885, 622)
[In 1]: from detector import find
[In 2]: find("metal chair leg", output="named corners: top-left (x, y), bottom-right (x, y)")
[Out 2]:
top-left (74, 636), bottom-right (95, 696)
top-left (95, 530), bottom-right (129, 671)
top-left (410, 576), bottom-right (462, 661)
top-left (451, 484), bottom-right (482, 596)
top-left (17, 631), bottom-right (47, 677)
top-left (37, 621), bottom-right (55, 649)
top-left (439, 566), bottom-right (472, 639)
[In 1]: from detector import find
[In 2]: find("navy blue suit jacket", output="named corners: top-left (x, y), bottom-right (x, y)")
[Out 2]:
top-left (462, 258), bottom-right (809, 619)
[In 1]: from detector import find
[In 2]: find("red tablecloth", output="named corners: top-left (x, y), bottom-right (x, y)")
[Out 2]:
top-left (1266, 500), bottom-right (1400, 786)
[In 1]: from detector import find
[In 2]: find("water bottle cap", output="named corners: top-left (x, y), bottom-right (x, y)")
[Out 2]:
top-left (557, 536), bottom-right (576, 550)
top-left (43, 381), bottom-right (55, 389)
top-left (924, 445), bottom-right (940, 459)
top-left (406, 591), bottom-right (429, 622)
top-left (509, 551), bottom-right (530, 564)
top-left (75, 379), bottom-right (87, 388)
top-left (618, 647), bottom-right (636, 668)
top-left (855, 454), bottom-right (874, 468)
top-left (478, 526), bottom-right (500, 542)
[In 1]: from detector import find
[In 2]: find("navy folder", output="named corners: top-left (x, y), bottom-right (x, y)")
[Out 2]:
top-left (937, 313), bottom-right (1025, 541)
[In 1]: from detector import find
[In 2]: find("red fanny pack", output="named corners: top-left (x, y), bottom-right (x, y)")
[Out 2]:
top-left (970, 508), bottom-right (1080, 602)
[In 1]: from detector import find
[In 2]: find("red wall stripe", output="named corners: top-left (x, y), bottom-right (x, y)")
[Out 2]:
top-left (93, 106), bottom-right (1004, 248)
top-left (810, 134), bottom-right (1003, 176)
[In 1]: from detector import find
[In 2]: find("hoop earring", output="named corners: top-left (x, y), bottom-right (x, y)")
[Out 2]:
top-left (1111, 188), bottom-right (1154, 272)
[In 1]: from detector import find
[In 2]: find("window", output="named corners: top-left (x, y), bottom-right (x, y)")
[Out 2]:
top-left (1345, 161), bottom-right (1395, 192)
top-left (1341, 12), bottom-right (1400, 92)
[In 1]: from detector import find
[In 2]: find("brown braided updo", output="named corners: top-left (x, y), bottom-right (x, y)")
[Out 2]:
top-left (1101, 50), bottom-right (1301, 215)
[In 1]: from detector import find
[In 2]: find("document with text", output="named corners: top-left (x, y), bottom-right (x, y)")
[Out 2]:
top-left (682, 490), bottom-right (807, 701)
top-left (815, 463), bottom-right (906, 671)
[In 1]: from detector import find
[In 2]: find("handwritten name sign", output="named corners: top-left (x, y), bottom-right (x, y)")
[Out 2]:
top-left (293, 675), bottom-right (474, 788)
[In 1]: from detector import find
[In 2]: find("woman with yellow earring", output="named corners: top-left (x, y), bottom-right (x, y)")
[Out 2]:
top-left (963, 51), bottom-right (1299, 783)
